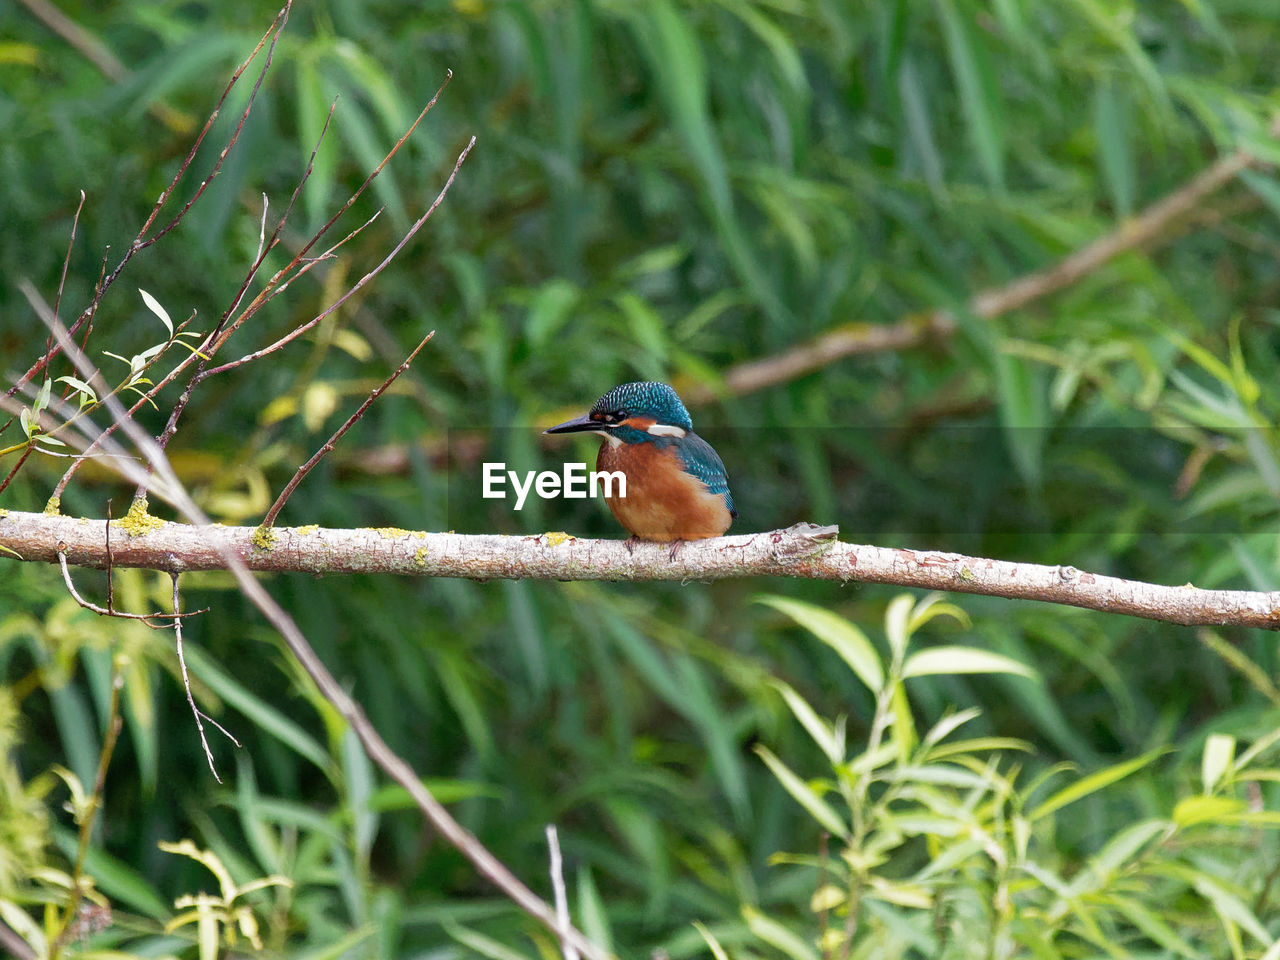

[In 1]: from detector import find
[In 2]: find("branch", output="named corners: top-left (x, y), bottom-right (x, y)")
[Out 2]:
top-left (3, 2), bottom-right (292, 402)
top-left (3, 512), bottom-right (1276, 630)
top-left (684, 115), bottom-right (1280, 403)
top-left (10, 298), bottom-right (612, 960)
top-left (260, 330), bottom-right (436, 527)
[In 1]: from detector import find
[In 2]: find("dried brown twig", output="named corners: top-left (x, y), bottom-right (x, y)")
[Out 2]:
top-left (135, 87), bottom-right (468, 502)
top-left (57, 551), bottom-right (207, 627)
top-left (4, 2), bottom-right (294, 404)
top-left (14, 291), bottom-right (613, 960)
top-left (262, 330), bottom-right (437, 527)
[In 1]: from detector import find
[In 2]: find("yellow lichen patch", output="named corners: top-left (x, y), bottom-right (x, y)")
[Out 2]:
top-left (411, 530), bottom-right (426, 539)
top-left (543, 531), bottom-right (574, 547)
top-left (414, 546), bottom-right (429, 566)
top-left (116, 498), bottom-right (164, 536)
top-left (43, 496), bottom-right (62, 516)
top-left (0, 508), bottom-right (7, 519)
top-left (296, 524), bottom-right (320, 536)
top-left (373, 527), bottom-right (410, 539)
top-left (252, 526), bottom-right (280, 551)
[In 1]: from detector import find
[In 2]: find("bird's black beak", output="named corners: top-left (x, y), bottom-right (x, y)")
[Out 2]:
top-left (543, 414), bottom-right (602, 435)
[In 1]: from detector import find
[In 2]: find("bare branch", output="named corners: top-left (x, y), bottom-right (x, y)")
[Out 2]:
top-left (16, 0), bottom-right (128, 82)
top-left (0, 919), bottom-right (35, 960)
top-left (58, 551), bottom-right (206, 626)
top-left (5, 514), bottom-right (1277, 631)
top-left (136, 123), bottom-right (471, 501)
top-left (206, 136), bottom-right (475, 375)
top-left (202, 69), bottom-right (452, 361)
top-left (172, 574), bottom-right (239, 782)
top-left (0, 446), bottom-right (34, 498)
top-left (686, 115), bottom-right (1280, 403)
top-left (53, 189), bottom-right (85, 325)
top-left (261, 330), bottom-right (436, 527)
top-left (546, 825), bottom-right (579, 960)
top-left (14, 289), bottom-right (612, 960)
top-left (3, 2), bottom-right (293, 402)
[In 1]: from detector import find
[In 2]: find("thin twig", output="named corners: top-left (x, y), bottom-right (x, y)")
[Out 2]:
top-left (0, 189), bottom-right (86, 451)
top-left (0, 445), bottom-right (34, 498)
top-left (172, 574), bottom-right (239, 783)
top-left (261, 330), bottom-right (436, 527)
top-left (203, 71), bottom-right (449, 360)
top-left (219, 97), bottom-right (338, 330)
top-left (53, 190), bottom-right (85, 327)
top-left (105, 506), bottom-right (113, 612)
top-left (3, 2), bottom-right (292, 402)
top-left (206, 137), bottom-right (474, 376)
top-left (135, 91), bottom-right (464, 501)
top-left (58, 552), bottom-right (206, 626)
top-left (0, 919), bottom-right (35, 960)
top-left (21, 263), bottom-right (612, 960)
top-left (546, 825), bottom-right (580, 960)
top-left (16, 0), bottom-right (126, 81)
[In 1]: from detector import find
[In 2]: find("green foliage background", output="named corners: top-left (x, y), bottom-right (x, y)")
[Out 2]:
top-left (2, 0), bottom-right (1280, 956)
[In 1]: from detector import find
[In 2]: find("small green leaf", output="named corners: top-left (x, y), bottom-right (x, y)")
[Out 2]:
top-left (693, 921), bottom-right (731, 960)
top-left (773, 680), bottom-right (841, 764)
top-left (1030, 750), bottom-right (1163, 821)
top-left (19, 407), bottom-right (32, 439)
top-left (742, 905), bottom-right (822, 960)
top-left (525, 279), bottom-right (580, 351)
top-left (1202, 733), bottom-right (1236, 793)
top-left (576, 865), bottom-right (613, 954)
top-left (1173, 794), bottom-right (1245, 827)
top-left (35, 377), bottom-right (52, 415)
top-left (754, 744), bottom-right (849, 840)
top-left (884, 593), bottom-right (915, 665)
top-left (1089, 819), bottom-right (1171, 881)
top-left (902, 645), bottom-right (1037, 680)
top-left (1109, 894), bottom-right (1205, 959)
top-left (1189, 870), bottom-right (1269, 944)
top-left (757, 595), bottom-right (883, 693)
top-left (907, 593), bottom-right (971, 634)
top-left (56, 375), bottom-right (97, 404)
top-left (139, 287), bottom-right (174, 336)
top-left (1094, 79), bottom-right (1135, 217)
top-left (935, 0), bottom-right (1005, 187)
top-left (444, 922), bottom-right (536, 960)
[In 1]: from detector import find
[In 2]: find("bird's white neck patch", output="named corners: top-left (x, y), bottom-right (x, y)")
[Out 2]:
top-left (596, 430), bottom-right (623, 448)
top-left (647, 423), bottom-right (687, 438)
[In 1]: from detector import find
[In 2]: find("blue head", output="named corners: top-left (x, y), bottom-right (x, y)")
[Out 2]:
top-left (544, 381), bottom-right (694, 445)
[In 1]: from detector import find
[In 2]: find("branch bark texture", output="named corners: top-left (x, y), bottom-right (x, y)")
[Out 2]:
top-left (4, 510), bottom-right (1276, 630)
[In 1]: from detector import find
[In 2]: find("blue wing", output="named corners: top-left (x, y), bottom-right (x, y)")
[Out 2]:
top-left (678, 432), bottom-right (737, 518)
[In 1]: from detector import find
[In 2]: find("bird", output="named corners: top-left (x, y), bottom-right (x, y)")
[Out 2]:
top-left (544, 381), bottom-right (736, 545)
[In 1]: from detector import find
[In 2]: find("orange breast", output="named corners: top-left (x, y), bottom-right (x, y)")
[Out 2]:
top-left (596, 441), bottom-right (733, 542)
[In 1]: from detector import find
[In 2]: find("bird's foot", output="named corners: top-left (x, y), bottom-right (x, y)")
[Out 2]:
top-left (667, 539), bottom-right (686, 561)
top-left (624, 535), bottom-right (640, 555)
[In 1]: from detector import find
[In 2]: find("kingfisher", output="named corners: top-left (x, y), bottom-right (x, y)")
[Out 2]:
top-left (544, 381), bottom-right (736, 544)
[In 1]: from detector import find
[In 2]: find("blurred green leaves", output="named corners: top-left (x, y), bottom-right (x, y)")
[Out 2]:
top-left (4, 0), bottom-right (1280, 957)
